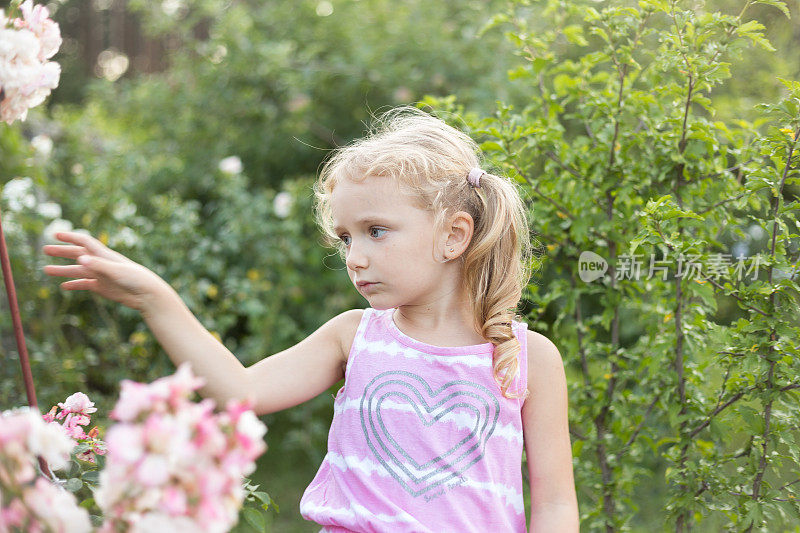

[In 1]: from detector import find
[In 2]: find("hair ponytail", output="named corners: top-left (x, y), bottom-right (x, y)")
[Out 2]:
top-left (461, 171), bottom-right (534, 400)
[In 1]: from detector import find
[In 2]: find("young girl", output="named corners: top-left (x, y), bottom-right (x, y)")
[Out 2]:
top-left (42, 107), bottom-right (579, 532)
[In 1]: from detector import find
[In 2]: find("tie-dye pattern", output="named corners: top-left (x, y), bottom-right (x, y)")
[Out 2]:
top-left (300, 307), bottom-right (529, 532)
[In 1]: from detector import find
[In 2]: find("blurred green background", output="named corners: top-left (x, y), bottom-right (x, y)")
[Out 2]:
top-left (1, 0), bottom-right (798, 531)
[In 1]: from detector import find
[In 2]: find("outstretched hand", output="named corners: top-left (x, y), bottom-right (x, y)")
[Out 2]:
top-left (42, 231), bottom-right (168, 312)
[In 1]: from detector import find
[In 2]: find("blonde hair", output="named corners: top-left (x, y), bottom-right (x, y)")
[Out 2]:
top-left (313, 106), bottom-right (535, 400)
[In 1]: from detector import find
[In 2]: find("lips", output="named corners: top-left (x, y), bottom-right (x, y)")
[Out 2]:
top-left (357, 281), bottom-right (379, 291)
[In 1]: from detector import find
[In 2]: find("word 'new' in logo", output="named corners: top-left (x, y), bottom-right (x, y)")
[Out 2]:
top-left (578, 251), bottom-right (608, 282)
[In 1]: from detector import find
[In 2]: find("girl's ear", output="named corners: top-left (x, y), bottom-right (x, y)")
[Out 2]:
top-left (438, 210), bottom-right (474, 262)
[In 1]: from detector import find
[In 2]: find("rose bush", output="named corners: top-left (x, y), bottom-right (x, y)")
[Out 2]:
top-left (0, 406), bottom-right (91, 532)
top-left (1, 363), bottom-right (274, 532)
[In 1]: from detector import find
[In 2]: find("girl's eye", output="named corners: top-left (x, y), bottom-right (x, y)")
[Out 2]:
top-left (338, 227), bottom-right (386, 247)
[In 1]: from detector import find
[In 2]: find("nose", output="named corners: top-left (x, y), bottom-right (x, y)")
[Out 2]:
top-left (345, 240), bottom-right (369, 271)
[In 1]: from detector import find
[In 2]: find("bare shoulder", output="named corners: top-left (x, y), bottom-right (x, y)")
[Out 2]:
top-left (525, 329), bottom-right (564, 370)
top-left (335, 308), bottom-right (366, 369)
top-left (523, 329), bottom-right (567, 405)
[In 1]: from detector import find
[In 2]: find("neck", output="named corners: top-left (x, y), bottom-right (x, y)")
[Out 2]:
top-left (393, 285), bottom-right (482, 344)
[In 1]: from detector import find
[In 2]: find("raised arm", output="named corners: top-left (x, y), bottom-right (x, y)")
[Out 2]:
top-left (244, 309), bottom-right (362, 415)
top-left (43, 231), bottom-right (355, 416)
top-left (522, 331), bottom-right (580, 533)
top-left (140, 287), bottom-right (357, 416)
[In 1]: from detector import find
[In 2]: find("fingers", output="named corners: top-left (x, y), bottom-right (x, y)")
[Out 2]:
top-left (42, 244), bottom-right (87, 260)
top-left (59, 278), bottom-right (98, 291)
top-left (43, 264), bottom-right (93, 279)
top-left (45, 231), bottom-right (132, 264)
top-left (51, 231), bottom-right (105, 252)
top-left (50, 231), bottom-right (123, 262)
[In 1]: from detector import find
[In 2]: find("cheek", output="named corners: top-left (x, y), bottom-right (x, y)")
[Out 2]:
top-left (390, 238), bottom-right (431, 269)
top-left (379, 242), bottom-right (397, 264)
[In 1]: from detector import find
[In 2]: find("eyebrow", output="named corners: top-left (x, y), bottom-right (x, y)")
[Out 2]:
top-left (333, 216), bottom-right (391, 233)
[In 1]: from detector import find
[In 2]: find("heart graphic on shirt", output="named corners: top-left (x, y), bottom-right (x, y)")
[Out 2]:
top-left (359, 370), bottom-right (500, 498)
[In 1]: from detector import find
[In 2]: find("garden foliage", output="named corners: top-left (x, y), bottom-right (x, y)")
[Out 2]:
top-left (1, 0), bottom-right (799, 531)
top-left (424, 0), bottom-right (799, 530)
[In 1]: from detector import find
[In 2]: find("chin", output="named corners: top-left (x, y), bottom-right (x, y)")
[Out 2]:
top-left (361, 297), bottom-right (395, 311)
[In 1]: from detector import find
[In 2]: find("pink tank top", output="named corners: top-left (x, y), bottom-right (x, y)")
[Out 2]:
top-left (300, 307), bottom-right (529, 532)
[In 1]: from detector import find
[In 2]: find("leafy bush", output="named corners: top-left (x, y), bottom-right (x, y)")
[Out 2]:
top-left (424, 0), bottom-right (799, 530)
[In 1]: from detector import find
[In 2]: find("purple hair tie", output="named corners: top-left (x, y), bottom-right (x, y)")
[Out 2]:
top-left (467, 168), bottom-right (486, 188)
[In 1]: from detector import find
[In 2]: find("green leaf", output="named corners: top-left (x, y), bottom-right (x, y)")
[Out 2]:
top-left (253, 491), bottom-right (271, 504)
top-left (243, 507), bottom-right (266, 531)
top-left (737, 20), bottom-right (766, 34)
top-left (753, 0), bottom-right (791, 18)
top-left (563, 25), bottom-right (588, 46)
top-left (588, 26), bottom-right (610, 44)
top-left (736, 20), bottom-right (776, 51)
top-left (478, 13), bottom-right (510, 38)
top-left (739, 405), bottom-right (763, 433)
top-left (480, 141), bottom-right (505, 153)
top-left (689, 279), bottom-right (717, 312)
top-left (79, 497), bottom-right (95, 509)
top-left (777, 77), bottom-right (800, 97)
top-left (572, 439), bottom-right (584, 456)
top-left (65, 477), bottom-right (83, 492)
top-left (81, 470), bottom-right (100, 485)
top-left (508, 66), bottom-right (532, 81)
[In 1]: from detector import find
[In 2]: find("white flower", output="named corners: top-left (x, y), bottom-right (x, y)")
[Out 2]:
top-left (236, 410), bottom-right (267, 443)
top-left (135, 454), bottom-right (170, 487)
top-left (131, 513), bottom-right (196, 533)
top-left (2, 177), bottom-right (36, 211)
top-left (36, 201), bottom-right (61, 219)
top-left (25, 409), bottom-right (76, 471)
top-left (747, 224), bottom-right (766, 241)
top-left (218, 156), bottom-right (242, 175)
top-left (0, 27), bottom-right (40, 63)
top-left (274, 191), bottom-right (293, 218)
top-left (0, 30), bottom-right (61, 123)
top-left (23, 478), bottom-right (92, 533)
top-left (113, 198), bottom-right (137, 220)
top-left (160, 0), bottom-right (187, 17)
top-left (31, 134), bottom-right (53, 159)
top-left (15, 0), bottom-right (62, 61)
top-left (0, 3), bottom-right (62, 124)
top-left (93, 468), bottom-right (122, 510)
top-left (109, 226), bottom-right (139, 247)
top-left (43, 218), bottom-right (73, 243)
top-left (209, 44), bottom-right (227, 64)
top-left (106, 423), bottom-right (146, 463)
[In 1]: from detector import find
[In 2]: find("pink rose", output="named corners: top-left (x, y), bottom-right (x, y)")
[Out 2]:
top-left (57, 392), bottom-right (97, 416)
